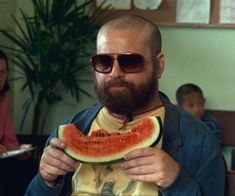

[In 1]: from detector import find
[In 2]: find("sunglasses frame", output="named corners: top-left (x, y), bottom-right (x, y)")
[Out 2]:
top-left (90, 53), bottom-right (149, 74)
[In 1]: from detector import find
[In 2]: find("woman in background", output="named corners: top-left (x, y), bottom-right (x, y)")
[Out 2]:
top-left (0, 49), bottom-right (31, 153)
top-left (0, 49), bottom-right (37, 195)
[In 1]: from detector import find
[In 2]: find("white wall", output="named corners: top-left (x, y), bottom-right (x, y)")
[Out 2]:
top-left (159, 27), bottom-right (235, 110)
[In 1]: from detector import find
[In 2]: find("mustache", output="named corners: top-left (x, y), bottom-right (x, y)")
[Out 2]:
top-left (104, 79), bottom-right (133, 88)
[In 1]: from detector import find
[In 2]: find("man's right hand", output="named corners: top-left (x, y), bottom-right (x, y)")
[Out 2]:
top-left (39, 138), bottom-right (78, 186)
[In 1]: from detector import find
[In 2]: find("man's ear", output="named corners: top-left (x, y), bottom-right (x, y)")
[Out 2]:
top-left (156, 52), bottom-right (165, 79)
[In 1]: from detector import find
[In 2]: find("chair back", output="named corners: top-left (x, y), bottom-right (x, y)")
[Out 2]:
top-left (225, 171), bottom-right (235, 196)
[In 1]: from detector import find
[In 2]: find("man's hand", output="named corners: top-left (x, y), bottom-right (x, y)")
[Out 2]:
top-left (39, 138), bottom-right (78, 186)
top-left (121, 147), bottom-right (179, 188)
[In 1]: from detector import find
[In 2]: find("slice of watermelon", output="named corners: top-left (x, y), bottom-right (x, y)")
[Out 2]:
top-left (58, 116), bottom-right (162, 164)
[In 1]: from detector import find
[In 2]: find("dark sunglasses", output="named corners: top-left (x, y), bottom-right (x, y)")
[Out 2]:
top-left (90, 53), bottom-right (148, 74)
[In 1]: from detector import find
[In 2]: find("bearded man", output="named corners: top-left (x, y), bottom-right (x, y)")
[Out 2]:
top-left (26, 15), bottom-right (225, 196)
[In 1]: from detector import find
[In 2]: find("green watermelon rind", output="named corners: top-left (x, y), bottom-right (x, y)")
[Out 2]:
top-left (58, 116), bottom-right (163, 165)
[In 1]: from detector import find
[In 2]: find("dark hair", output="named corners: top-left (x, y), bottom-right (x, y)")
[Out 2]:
top-left (0, 49), bottom-right (10, 97)
top-left (176, 83), bottom-right (204, 105)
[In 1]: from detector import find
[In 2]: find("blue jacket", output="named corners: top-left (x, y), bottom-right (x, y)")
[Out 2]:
top-left (25, 102), bottom-right (225, 196)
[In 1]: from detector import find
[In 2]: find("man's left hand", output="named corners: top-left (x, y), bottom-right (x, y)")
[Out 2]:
top-left (121, 147), bottom-right (180, 188)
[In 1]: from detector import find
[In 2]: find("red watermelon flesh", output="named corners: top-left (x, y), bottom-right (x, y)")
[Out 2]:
top-left (58, 116), bottom-right (162, 164)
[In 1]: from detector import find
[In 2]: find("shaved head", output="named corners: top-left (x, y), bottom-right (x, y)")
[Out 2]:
top-left (97, 14), bottom-right (162, 54)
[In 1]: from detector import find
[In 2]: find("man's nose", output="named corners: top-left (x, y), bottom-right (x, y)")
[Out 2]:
top-left (109, 59), bottom-right (124, 78)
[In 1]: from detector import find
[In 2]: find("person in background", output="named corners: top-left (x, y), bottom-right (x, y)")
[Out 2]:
top-left (0, 49), bottom-right (32, 153)
top-left (176, 83), bottom-right (221, 145)
top-left (0, 49), bottom-right (37, 195)
top-left (26, 14), bottom-right (224, 195)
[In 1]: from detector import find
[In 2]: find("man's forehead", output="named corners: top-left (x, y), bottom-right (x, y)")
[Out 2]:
top-left (99, 25), bottom-right (150, 38)
top-left (97, 29), bottom-right (148, 54)
top-left (97, 29), bottom-right (147, 45)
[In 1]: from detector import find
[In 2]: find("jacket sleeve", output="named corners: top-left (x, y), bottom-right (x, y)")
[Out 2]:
top-left (25, 172), bottom-right (64, 196)
top-left (160, 112), bottom-right (225, 196)
top-left (159, 152), bottom-right (225, 195)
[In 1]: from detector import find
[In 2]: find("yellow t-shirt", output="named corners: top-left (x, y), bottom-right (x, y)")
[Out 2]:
top-left (71, 106), bottom-right (165, 196)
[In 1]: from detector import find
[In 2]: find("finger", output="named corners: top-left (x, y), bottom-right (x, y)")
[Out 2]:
top-left (127, 173), bottom-right (158, 183)
top-left (47, 137), bottom-right (77, 168)
top-left (50, 138), bottom-right (65, 149)
top-left (124, 164), bottom-right (157, 175)
top-left (41, 160), bottom-right (70, 176)
top-left (43, 147), bottom-right (77, 170)
top-left (124, 147), bottom-right (157, 160)
top-left (42, 153), bottom-right (74, 173)
top-left (40, 147), bottom-right (79, 184)
top-left (127, 173), bottom-right (167, 187)
top-left (40, 163), bottom-right (67, 181)
top-left (39, 162), bottom-right (67, 181)
top-left (122, 156), bottom-right (153, 169)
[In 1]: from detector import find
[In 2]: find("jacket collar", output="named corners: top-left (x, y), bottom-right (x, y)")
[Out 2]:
top-left (159, 92), bottom-right (182, 154)
top-left (162, 104), bottom-right (182, 154)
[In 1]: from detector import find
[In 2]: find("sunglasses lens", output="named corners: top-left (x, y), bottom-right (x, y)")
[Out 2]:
top-left (118, 54), bottom-right (144, 73)
top-left (91, 53), bottom-right (145, 73)
top-left (91, 54), bottom-right (113, 73)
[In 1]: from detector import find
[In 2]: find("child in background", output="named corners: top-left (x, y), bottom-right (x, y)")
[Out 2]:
top-left (176, 83), bottom-right (221, 145)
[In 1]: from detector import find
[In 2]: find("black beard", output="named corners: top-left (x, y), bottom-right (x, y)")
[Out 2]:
top-left (94, 73), bottom-right (157, 116)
